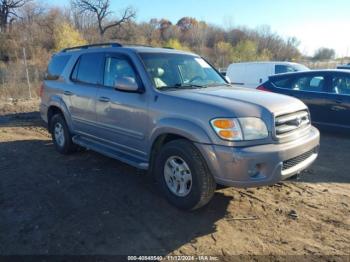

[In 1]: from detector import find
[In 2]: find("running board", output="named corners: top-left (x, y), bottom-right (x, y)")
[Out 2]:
top-left (72, 135), bottom-right (149, 170)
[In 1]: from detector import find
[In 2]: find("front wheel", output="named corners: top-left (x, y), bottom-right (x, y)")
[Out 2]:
top-left (155, 139), bottom-right (216, 210)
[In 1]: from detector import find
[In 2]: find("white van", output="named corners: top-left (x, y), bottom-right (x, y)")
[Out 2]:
top-left (226, 62), bottom-right (310, 88)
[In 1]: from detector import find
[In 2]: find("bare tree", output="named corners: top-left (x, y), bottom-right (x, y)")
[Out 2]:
top-left (0, 0), bottom-right (29, 32)
top-left (72, 0), bottom-right (135, 39)
top-left (313, 47), bottom-right (335, 61)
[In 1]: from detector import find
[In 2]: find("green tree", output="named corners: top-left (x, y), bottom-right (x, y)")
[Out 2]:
top-left (232, 40), bottom-right (258, 62)
top-left (164, 38), bottom-right (190, 51)
top-left (53, 22), bottom-right (87, 52)
top-left (215, 41), bottom-right (234, 67)
top-left (231, 40), bottom-right (271, 62)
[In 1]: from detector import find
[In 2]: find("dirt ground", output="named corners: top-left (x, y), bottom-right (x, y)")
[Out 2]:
top-left (0, 99), bottom-right (349, 259)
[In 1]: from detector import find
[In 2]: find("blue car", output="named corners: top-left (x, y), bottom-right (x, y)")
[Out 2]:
top-left (258, 70), bottom-right (350, 131)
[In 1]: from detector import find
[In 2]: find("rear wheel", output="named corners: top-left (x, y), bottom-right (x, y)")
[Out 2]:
top-left (155, 139), bottom-right (216, 210)
top-left (50, 114), bottom-right (77, 154)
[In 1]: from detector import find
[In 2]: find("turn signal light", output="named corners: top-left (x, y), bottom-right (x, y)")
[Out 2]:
top-left (212, 119), bottom-right (234, 129)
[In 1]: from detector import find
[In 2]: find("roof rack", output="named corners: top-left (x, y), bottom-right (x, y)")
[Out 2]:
top-left (124, 44), bottom-right (154, 48)
top-left (61, 42), bottom-right (122, 52)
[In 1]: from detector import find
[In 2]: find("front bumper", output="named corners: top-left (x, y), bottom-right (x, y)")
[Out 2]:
top-left (195, 126), bottom-right (320, 188)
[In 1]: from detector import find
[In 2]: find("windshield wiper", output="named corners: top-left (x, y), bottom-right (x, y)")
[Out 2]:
top-left (157, 83), bottom-right (206, 90)
top-left (203, 83), bottom-right (232, 88)
top-left (157, 83), bottom-right (231, 91)
top-left (174, 83), bottom-right (206, 89)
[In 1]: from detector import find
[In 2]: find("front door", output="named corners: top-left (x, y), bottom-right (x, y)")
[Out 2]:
top-left (95, 54), bottom-right (150, 162)
top-left (325, 73), bottom-right (350, 128)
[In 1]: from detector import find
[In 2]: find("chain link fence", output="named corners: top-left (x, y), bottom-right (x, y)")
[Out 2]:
top-left (0, 61), bottom-right (45, 100)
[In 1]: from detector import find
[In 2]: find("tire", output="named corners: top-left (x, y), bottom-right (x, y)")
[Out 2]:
top-left (155, 139), bottom-right (216, 210)
top-left (50, 114), bottom-right (77, 154)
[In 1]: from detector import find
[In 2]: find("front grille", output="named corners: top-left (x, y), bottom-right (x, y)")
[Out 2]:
top-left (275, 110), bottom-right (310, 137)
top-left (282, 148), bottom-right (315, 171)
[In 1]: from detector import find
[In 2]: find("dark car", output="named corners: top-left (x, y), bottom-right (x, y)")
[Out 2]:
top-left (258, 70), bottom-right (350, 131)
top-left (337, 63), bottom-right (350, 70)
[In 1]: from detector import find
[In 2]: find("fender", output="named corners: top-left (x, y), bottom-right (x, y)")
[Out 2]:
top-left (48, 95), bottom-right (74, 133)
top-left (148, 117), bottom-right (213, 153)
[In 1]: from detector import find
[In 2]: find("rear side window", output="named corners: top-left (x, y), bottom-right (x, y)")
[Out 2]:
top-left (46, 55), bottom-right (71, 80)
top-left (71, 53), bottom-right (104, 85)
top-left (272, 78), bottom-right (291, 89)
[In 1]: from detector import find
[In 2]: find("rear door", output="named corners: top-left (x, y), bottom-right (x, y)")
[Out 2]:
top-left (68, 52), bottom-right (104, 135)
top-left (324, 72), bottom-right (350, 128)
top-left (44, 54), bottom-right (71, 110)
top-left (270, 73), bottom-right (329, 124)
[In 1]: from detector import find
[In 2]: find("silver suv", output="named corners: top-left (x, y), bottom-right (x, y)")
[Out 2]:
top-left (40, 43), bottom-right (320, 210)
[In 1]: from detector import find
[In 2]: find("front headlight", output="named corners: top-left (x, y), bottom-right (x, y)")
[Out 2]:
top-left (238, 117), bottom-right (268, 140)
top-left (210, 117), bottom-right (268, 141)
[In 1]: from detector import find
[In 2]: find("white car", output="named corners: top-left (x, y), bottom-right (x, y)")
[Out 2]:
top-left (227, 61), bottom-right (310, 88)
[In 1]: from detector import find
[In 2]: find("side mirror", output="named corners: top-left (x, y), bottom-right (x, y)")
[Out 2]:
top-left (114, 77), bottom-right (140, 92)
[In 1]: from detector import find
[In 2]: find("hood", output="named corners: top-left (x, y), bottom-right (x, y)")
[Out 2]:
top-left (167, 86), bottom-right (307, 116)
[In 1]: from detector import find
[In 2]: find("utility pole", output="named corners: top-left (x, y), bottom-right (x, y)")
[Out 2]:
top-left (22, 47), bottom-right (32, 99)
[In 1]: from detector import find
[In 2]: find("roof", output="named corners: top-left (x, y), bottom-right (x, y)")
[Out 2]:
top-left (228, 61), bottom-right (302, 66)
top-left (269, 69), bottom-right (350, 79)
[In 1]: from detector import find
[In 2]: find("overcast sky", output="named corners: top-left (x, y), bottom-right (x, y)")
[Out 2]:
top-left (49, 0), bottom-right (350, 57)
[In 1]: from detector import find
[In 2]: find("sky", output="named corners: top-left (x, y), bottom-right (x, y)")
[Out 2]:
top-left (48, 0), bottom-right (350, 57)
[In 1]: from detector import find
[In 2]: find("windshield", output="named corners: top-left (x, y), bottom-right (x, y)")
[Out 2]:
top-left (139, 53), bottom-right (227, 90)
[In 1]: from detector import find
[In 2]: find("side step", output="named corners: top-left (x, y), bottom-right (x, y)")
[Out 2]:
top-left (72, 135), bottom-right (149, 170)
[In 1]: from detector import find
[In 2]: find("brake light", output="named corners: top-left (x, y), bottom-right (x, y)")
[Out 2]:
top-left (257, 85), bottom-right (270, 92)
top-left (39, 83), bottom-right (44, 97)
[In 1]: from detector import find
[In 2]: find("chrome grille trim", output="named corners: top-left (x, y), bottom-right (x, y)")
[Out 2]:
top-left (275, 110), bottom-right (311, 137)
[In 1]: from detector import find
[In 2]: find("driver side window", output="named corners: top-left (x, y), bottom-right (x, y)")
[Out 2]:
top-left (104, 57), bottom-right (137, 88)
top-left (331, 75), bottom-right (350, 95)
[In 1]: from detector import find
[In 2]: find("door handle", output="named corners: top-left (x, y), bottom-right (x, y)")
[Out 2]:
top-left (98, 97), bottom-right (111, 103)
top-left (335, 99), bottom-right (343, 104)
top-left (331, 105), bottom-right (346, 111)
top-left (64, 91), bottom-right (74, 96)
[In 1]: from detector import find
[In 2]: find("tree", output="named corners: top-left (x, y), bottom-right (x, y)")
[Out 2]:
top-left (0, 0), bottom-right (30, 32)
top-left (159, 18), bottom-right (172, 41)
top-left (176, 17), bottom-right (197, 32)
top-left (214, 41), bottom-right (233, 67)
top-left (72, 0), bottom-right (135, 39)
top-left (164, 38), bottom-right (190, 51)
top-left (139, 19), bottom-right (160, 45)
top-left (53, 22), bottom-right (87, 51)
top-left (313, 47), bottom-right (335, 60)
